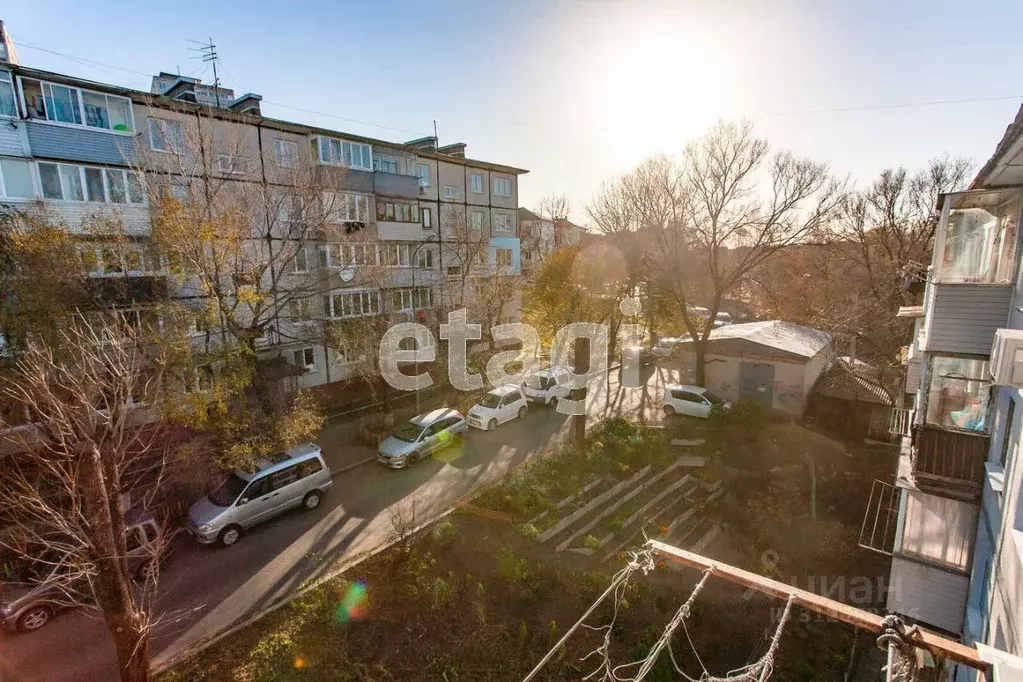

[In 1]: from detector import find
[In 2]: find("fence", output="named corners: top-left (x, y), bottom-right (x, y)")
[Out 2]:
top-left (888, 407), bottom-right (914, 438)
top-left (912, 424), bottom-right (988, 495)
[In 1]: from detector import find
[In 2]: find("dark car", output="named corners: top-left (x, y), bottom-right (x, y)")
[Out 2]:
top-left (0, 510), bottom-right (162, 632)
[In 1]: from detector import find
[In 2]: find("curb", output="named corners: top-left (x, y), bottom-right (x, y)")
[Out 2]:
top-left (329, 455), bottom-right (376, 478)
top-left (151, 505), bottom-right (456, 676)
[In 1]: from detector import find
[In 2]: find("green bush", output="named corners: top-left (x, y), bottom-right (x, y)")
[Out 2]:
top-left (519, 523), bottom-right (541, 541)
top-left (498, 551), bottom-right (529, 583)
top-left (584, 535), bottom-right (602, 551)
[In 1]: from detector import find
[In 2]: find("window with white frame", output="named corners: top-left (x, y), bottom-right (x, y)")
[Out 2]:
top-left (0, 158), bottom-right (35, 199)
top-left (471, 210), bottom-right (484, 229)
top-left (0, 71), bottom-right (17, 118)
top-left (317, 137), bottom-right (372, 170)
top-left (383, 243), bottom-right (411, 267)
top-left (375, 155), bottom-right (399, 174)
top-left (293, 347), bottom-right (315, 371)
top-left (492, 177), bottom-right (512, 197)
top-left (416, 247), bottom-right (435, 269)
top-left (326, 243), bottom-right (376, 268)
top-left (78, 243), bottom-right (162, 277)
top-left (417, 163), bottom-right (431, 187)
top-left (289, 298), bottom-right (313, 322)
top-left (324, 290), bottom-right (380, 318)
top-left (292, 246), bottom-right (309, 274)
top-left (325, 192), bottom-right (370, 223)
top-left (38, 162), bottom-right (144, 204)
top-left (496, 248), bottom-right (513, 268)
top-left (391, 287), bottom-right (432, 311)
top-left (148, 118), bottom-right (184, 153)
top-left (470, 172), bottom-right (483, 194)
top-left (22, 78), bottom-right (134, 132)
top-left (492, 213), bottom-right (511, 232)
top-left (216, 153), bottom-right (246, 175)
top-left (376, 200), bottom-right (419, 223)
top-left (274, 138), bottom-right (299, 168)
top-left (473, 252), bottom-right (486, 267)
top-left (443, 185), bottom-right (459, 200)
top-left (422, 207), bottom-right (433, 229)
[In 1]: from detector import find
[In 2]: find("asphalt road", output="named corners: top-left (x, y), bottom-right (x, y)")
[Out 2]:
top-left (0, 365), bottom-right (682, 682)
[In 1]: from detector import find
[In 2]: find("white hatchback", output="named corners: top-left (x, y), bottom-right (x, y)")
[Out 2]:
top-left (520, 367), bottom-right (571, 407)
top-left (468, 385), bottom-right (528, 430)
top-left (662, 384), bottom-right (730, 419)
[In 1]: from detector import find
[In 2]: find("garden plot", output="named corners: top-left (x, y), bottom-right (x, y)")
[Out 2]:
top-left (525, 476), bottom-right (613, 536)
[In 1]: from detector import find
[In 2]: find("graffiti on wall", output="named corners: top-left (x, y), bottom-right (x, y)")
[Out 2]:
top-left (773, 380), bottom-right (801, 408)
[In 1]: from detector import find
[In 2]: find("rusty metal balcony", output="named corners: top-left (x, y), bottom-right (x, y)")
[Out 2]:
top-left (909, 424), bottom-right (988, 499)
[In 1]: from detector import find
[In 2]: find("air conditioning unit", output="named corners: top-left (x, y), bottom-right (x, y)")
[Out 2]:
top-left (990, 328), bottom-right (1023, 386)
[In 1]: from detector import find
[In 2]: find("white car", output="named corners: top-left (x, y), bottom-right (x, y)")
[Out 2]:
top-left (467, 385), bottom-right (528, 430)
top-left (713, 312), bottom-right (732, 328)
top-left (662, 384), bottom-right (730, 418)
top-left (521, 367), bottom-right (571, 407)
top-left (650, 337), bottom-right (687, 359)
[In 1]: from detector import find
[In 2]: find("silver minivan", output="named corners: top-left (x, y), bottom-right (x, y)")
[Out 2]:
top-left (187, 443), bottom-right (331, 547)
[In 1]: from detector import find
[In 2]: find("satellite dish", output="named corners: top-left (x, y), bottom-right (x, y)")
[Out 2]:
top-left (339, 267), bottom-right (355, 282)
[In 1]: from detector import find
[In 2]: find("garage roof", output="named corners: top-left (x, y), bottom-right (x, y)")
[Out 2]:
top-left (700, 320), bottom-right (831, 359)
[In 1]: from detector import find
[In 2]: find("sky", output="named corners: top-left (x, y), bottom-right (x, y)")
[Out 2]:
top-left (4, 0), bottom-right (1023, 223)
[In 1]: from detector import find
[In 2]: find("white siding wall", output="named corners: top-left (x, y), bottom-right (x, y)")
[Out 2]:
top-left (925, 284), bottom-right (1013, 355)
top-left (30, 201), bottom-right (150, 236)
top-left (0, 124), bottom-right (28, 156)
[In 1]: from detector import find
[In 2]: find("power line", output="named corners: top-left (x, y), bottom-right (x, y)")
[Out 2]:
top-left (770, 94), bottom-right (1023, 116)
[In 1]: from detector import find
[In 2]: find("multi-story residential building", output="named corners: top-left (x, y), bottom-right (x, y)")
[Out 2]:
top-left (518, 207), bottom-right (588, 275)
top-left (859, 105), bottom-right (1023, 680)
top-left (0, 34), bottom-right (526, 400)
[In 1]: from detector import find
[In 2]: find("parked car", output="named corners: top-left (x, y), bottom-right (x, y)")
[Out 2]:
top-left (623, 344), bottom-right (655, 367)
top-left (662, 384), bottom-right (731, 418)
top-left (650, 337), bottom-right (686, 360)
top-left (187, 443), bottom-right (331, 547)
top-left (713, 312), bottom-right (732, 328)
top-left (521, 367), bottom-right (572, 407)
top-left (377, 408), bottom-right (468, 469)
top-left (468, 385), bottom-right (528, 431)
top-left (1, 509), bottom-right (162, 631)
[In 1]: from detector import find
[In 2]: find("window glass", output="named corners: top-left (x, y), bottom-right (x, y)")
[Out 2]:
top-left (242, 477), bottom-right (268, 501)
top-left (45, 83), bottom-right (82, 124)
top-left (107, 97), bottom-right (131, 131)
top-left (298, 457), bottom-right (323, 478)
top-left (82, 91), bottom-right (110, 129)
top-left (941, 190), bottom-right (1020, 283)
top-left (126, 173), bottom-right (144, 204)
top-left (900, 491), bottom-right (976, 570)
top-left (125, 526), bottom-right (146, 553)
top-left (417, 164), bottom-right (431, 187)
top-left (270, 465), bottom-right (300, 491)
top-left (925, 357), bottom-right (990, 431)
top-left (59, 165), bottom-right (83, 201)
top-left (84, 167), bottom-right (105, 202)
top-left (471, 173), bottom-right (483, 193)
top-left (125, 248), bottom-right (142, 272)
top-left (106, 169), bottom-right (127, 203)
top-left (274, 139), bottom-right (298, 168)
top-left (0, 72), bottom-right (16, 117)
top-left (0, 159), bottom-right (34, 198)
top-left (101, 246), bottom-right (121, 274)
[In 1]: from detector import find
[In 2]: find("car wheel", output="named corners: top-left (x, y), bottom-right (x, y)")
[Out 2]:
top-left (218, 525), bottom-right (242, 547)
top-left (518, 406), bottom-right (527, 419)
top-left (303, 490), bottom-right (322, 510)
top-left (135, 559), bottom-right (158, 581)
top-left (663, 405), bottom-right (675, 416)
top-left (17, 605), bottom-right (52, 632)
top-left (549, 396), bottom-right (558, 409)
top-left (488, 418), bottom-right (497, 431)
top-left (407, 451), bottom-right (419, 466)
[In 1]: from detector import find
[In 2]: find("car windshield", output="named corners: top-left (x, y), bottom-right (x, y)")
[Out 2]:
top-left (479, 393), bottom-right (502, 408)
top-left (703, 391), bottom-right (725, 405)
top-left (209, 473), bottom-right (249, 507)
top-left (391, 421), bottom-right (424, 443)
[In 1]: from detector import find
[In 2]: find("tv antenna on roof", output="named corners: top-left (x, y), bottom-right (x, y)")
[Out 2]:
top-left (187, 37), bottom-right (222, 107)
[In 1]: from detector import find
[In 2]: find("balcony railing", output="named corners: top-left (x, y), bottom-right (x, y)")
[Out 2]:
top-left (911, 424), bottom-right (988, 497)
top-left (889, 407), bottom-right (914, 438)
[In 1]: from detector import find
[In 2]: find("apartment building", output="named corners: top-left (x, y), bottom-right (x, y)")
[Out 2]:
top-left (0, 33), bottom-right (527, 398)
top-left (858, 104), bottom-right (1023, 680)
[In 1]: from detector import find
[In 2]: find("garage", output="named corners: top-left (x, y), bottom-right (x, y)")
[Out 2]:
top-left (676, 320), bottom-right (832, 416)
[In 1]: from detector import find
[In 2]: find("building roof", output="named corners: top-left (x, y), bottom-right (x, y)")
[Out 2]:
top-left (696, 320), bottom-right (831, 360)
top-left (973, 103), bottom-right (1023, 188)
top-left (896, 306), bottom-right (925, 318)
top-left (518, 208), bottom-right (544, 222)
top-left (812, 362), bottom-right (894, 405)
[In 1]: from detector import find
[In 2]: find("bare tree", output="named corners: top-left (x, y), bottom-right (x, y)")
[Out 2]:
top-left (589, 122), bottom-right (843, 385)
top-left (0, 315), bottom-right (179, 682)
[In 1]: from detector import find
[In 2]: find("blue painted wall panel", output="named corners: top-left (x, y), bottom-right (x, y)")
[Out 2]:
top-left (25, 121), bottom-right (136, 166)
